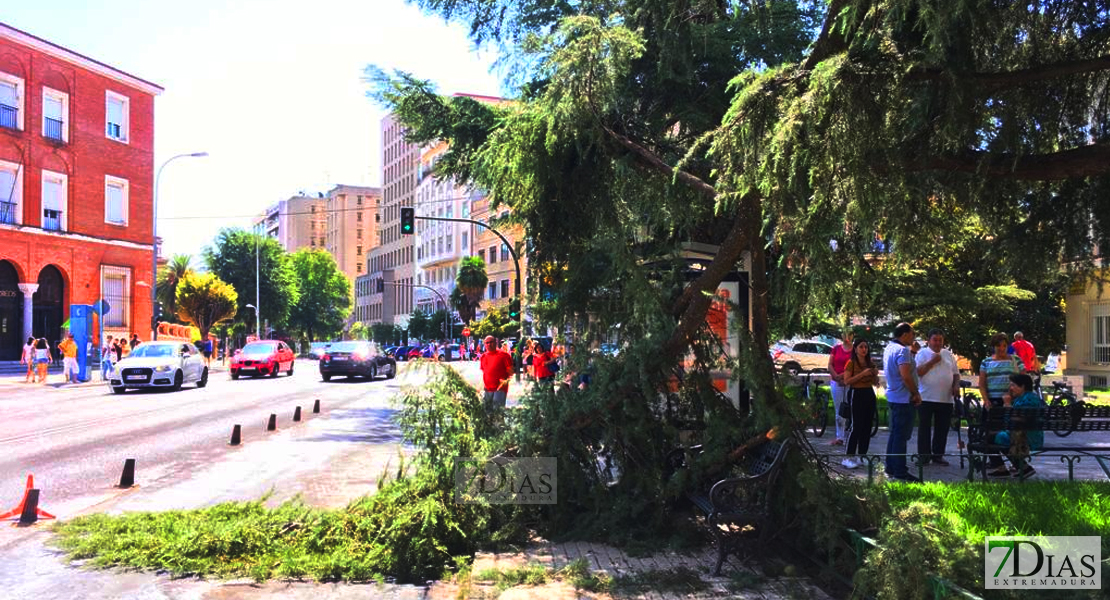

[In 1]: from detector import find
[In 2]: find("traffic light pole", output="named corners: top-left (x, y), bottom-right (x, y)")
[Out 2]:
top-left (413, 215), bottom-right (525, 347)
top-left (380, 281), bottom-right (452, 340)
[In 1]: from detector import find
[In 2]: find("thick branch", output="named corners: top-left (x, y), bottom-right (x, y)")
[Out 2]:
top-left (602, 125), bottom-right (717, 199)
top-left (662, 197), bottom-right (754, 360)
top-left (801, 0), bottom-right (851, 71)
top-left (907, 55), bottom-right (1110, 90)
top-left (907, 142), bottom-right (1110, 180)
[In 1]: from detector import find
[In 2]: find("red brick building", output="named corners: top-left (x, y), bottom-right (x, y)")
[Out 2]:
top-left (0, 23), bottom-right (162, 360)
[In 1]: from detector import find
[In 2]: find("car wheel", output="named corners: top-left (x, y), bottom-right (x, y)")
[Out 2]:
top-left (370, 365), bottom-right (378, 380)
top-left (231, 371), bottom-right (239, 380)
top-left (173, 370), bottom-right (183, 391)
top-left (287, 362), bottom-right (294, 376)
top-left (269, 366), bottom-right (279, 378)
top-left (322, 373), bottom-right (332, 382)
top-left (783, 363), bottom-right (801, 377)
top-left (197, 367), bottom-right (209, 388)
top-left (111, 386), bottom-right (125, 395)
top-left (386, 363), bottom-right (395, 379)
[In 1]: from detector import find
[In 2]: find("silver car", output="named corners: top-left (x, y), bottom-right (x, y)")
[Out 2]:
top-left (108, 341), bottom-right (209, 393)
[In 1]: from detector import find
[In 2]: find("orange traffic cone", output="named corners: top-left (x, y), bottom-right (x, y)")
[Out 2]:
top-left (0, 474), bottom-right (56, 521)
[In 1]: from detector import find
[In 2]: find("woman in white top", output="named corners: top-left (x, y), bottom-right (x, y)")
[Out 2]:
top-left (21, 336), bottom-right (35, 382)
top-left (34, 338), bottom-right (51, 384)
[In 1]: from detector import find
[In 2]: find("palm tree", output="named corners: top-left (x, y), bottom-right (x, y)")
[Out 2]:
top-left (157, 254), bottom-right (193, 323)
top-left (454, 256), bottom-right (488, 325)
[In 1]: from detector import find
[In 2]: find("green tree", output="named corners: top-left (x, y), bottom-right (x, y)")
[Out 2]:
top-left (175, 272), bottom-right (238, 341)
top-left (453, 255), bottom-right (488, 324)
top-left (287, 249), bottom-right (352, 344)
top-left (371, 323), bottom-right (405, 345)
top-left (156, 254), bottom-right (193, 324)
top-left (203, 228), bottom-right (300, 336)
top-left (407, 309), bottom-right (432, 341)
top-left (349, 321), bottom-right (369, 341)
top-left (469, 305), bottom-right (518, 340)
top-left (371, 0), bottom-right (1110, 546)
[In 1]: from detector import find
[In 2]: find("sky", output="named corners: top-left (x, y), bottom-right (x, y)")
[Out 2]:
top-left (4, 0), bottom-right (504, 258)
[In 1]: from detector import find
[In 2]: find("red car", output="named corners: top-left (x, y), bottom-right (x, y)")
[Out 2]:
top-left (230, 340), bottom-right (296, 379)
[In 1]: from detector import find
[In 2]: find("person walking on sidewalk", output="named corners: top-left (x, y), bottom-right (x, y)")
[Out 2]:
top-left (480, 335), bottom-right (514, 417)
top-left (915, 328), bottom-right (960, 466)
top-left (884, 322), bottom-right (923, 482)
top-left (101, 335), bottom-right (116, 381)
top-left (58, 333), bottom-right (80, 384)
top-left (21, 336), bottom-right (35, 383)
top-left (34, 338), bottom-right (51, 384)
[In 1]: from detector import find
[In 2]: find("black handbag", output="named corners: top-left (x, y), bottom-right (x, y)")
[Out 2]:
top-left (838, 390), bottom-right (852, 420)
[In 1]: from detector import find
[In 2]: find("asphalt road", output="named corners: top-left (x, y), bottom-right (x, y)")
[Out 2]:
top-left (0, 358), bottom-right (404, 518)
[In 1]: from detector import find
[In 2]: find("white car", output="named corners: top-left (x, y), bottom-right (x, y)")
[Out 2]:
top-left (772, 339), bottom-right (833, 375)
top-left (108, 341), bottom-right (209, 394)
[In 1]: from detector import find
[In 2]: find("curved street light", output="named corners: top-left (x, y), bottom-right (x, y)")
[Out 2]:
top-left (151, 152), bottom-right (208, 340)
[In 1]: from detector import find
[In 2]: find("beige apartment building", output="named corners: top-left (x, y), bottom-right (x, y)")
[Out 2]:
top-left (471, 194), bottom-right (528, 317)
top-left (366, 114), bottom-right (417, 327)
top-left (255, 195), bottom-right (327, 252)
top-left (324, 184), bottom-right (381, 282)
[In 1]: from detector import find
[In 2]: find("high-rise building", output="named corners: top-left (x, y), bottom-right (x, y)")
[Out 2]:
top-left (253, 194), bottom-right (326, 252)
top-left (325, 184), bottom-right (380, 282)
top-left (414, 141), bottom-right (472, 313)
top-left (471, 194), bottom-right (527, 318)
top-left (366, 114), bottom-right (417, 327)
top-left (0, 22), bottom-right (163, 359)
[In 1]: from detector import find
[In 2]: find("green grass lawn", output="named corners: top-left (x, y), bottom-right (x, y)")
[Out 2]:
top-left (1084, 387), bottom-right (1109, 406)
top-left (858, 481), bottom-right (1110, 599)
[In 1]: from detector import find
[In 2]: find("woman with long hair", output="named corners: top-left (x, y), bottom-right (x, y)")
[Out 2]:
top-left (840, 338), bottom-right (879, 469)
top-left (34, 338), bottom-right (51, 384)
top-left (21, 336), bottom-right (35, 383)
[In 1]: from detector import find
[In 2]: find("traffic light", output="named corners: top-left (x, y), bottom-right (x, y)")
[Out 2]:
top-left (400, 207), bottom-right (415, 235)
top-left (508, 298), bottom-right (520, 320)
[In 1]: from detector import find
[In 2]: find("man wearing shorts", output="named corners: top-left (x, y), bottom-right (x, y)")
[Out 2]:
top-left (58, 333), bottom-right (80, 384)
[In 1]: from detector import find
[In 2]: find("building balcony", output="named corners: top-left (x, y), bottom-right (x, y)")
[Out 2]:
top-left (0, 200), bottom-right (17, 225)
top-left (44, 117), bottom-right (64, 142)
top-left (43, 208), bottom-right (63, 232)
top-left (0, 103), bottom-right (16, 130)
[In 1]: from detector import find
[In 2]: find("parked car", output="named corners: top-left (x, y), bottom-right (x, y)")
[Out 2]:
top-left (108, 341), bottom-right (208, 393)
top-left (230, 340), bottom-right (296, 379)
top-left (772, 339), bottom-right (833, 375)
top-left (319, 341), bottom-right (396, 381)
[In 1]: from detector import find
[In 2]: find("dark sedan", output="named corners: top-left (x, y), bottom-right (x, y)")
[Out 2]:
top-left (319, 341), bottom-right (396, 381)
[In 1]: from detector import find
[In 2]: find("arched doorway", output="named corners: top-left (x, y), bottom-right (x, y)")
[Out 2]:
top-left (0, 260), bottom-right (21, 360)
top-left (33, 265), bottom-right (65, 350)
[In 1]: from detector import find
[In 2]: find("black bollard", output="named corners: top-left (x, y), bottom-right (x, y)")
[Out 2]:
top-left (18, 489), bottom-right (40, 526)
top-left (229, 424), bottom-right (242, 446)
top-left (118, 458), bottom-right (136, 488)
top-left (267, 414), bottom-right (277, 431)
top-left (313, 399), bottom-right (321, 414)
top-left (293, 406), bottom-right (302, 422)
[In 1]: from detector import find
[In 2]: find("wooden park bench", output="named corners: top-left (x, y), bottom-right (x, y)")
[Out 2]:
top-left (966, 402), bottom-right (1110, 481)
top-left (665, 437), bottom-right (791, 575)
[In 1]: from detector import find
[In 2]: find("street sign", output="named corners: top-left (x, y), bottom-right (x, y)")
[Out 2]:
top-left (93, 299), bottom-right (111, 315)
top-left (462, 327), bottom-right (471, 337)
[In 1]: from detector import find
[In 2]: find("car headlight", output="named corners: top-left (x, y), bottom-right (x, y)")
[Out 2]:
top-left (154, 364), bottom-right (172, 373)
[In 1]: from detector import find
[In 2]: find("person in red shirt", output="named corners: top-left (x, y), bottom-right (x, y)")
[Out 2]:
top-left (532, 341), bottom-right (557, 384)
top-left (1011, 331), bottom-right (1037, 373)
top-left (480, 335), bottom-right (514, 413)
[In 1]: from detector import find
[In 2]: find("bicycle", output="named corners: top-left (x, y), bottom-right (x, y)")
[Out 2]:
top-left (1043, 380), bottom-right (1080, 437)
top-left (799, 371), bottom-right (831, 437)
top-left (950, 381), bottom-right (981, 459)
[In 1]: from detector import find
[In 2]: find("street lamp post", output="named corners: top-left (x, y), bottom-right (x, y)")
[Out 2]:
top-left (245, 303), bottom-right (260, 339)
top-left (151, 152), bottom-right (208, 340)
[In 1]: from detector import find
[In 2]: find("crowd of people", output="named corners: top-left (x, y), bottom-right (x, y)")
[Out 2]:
top-left (477, 335), bottom-right (594, 416)
top-left (828, 323), bottom-right (1046, 482)
top-left (20, 332), bottom-right (145, 385)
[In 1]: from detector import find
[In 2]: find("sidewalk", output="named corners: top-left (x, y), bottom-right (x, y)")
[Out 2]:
top-left (0, 361), bottom-right (229, 391)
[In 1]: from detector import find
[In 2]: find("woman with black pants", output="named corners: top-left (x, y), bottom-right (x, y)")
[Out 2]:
top-left (841, 338), bottom-right (879, 469)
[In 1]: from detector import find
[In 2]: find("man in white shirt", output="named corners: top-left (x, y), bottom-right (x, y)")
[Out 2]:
top-left (915, 328), bottom-right (961, 466)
